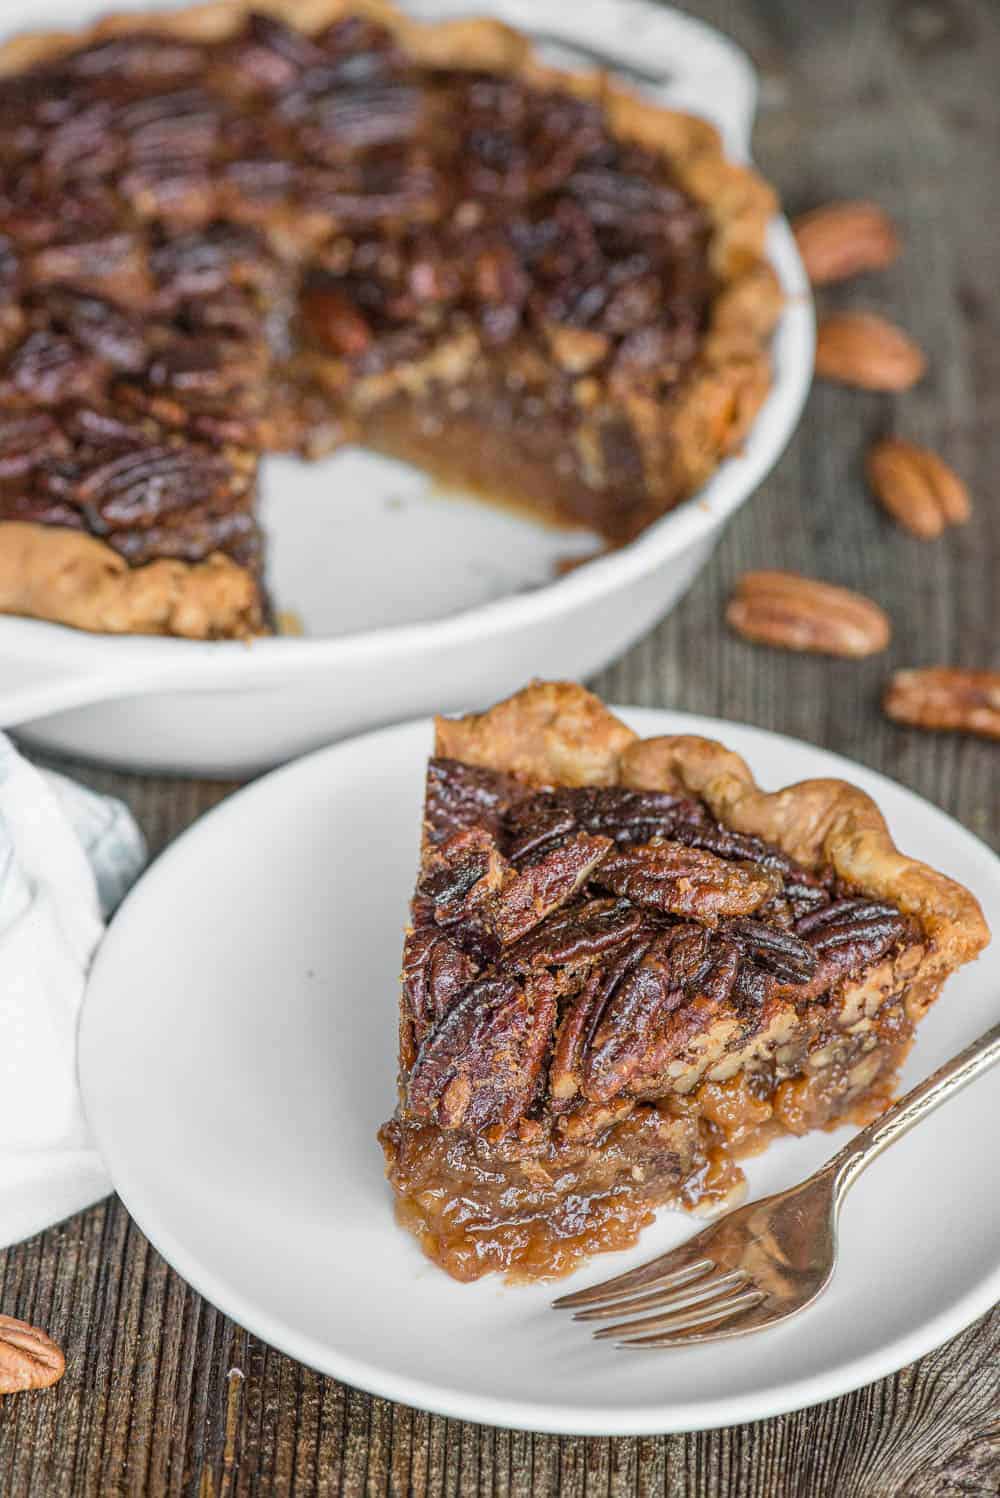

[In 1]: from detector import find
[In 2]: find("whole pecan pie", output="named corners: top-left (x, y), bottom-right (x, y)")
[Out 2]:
top-left (378, 683), bottom-right (989, 1281)
top-left (0, 1), bottom-right (780, 637)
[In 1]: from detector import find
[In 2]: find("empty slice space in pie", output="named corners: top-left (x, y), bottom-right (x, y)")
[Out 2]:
top-left (378, 683), bottom-right (989, 1281)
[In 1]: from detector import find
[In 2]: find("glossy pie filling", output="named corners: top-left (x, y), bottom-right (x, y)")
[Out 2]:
top-left (380, 1021), bottom-right (912, 1283)
top-left (379, 758), bottom-right (923, 1282)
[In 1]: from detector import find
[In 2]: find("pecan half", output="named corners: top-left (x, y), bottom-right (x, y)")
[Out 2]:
top-left (595, 839), bottom-right (779, 924)
top-left (0, 410), bottom-right (68, 479)
top-left (504, 785), bottom-right (706, 860)
top-left (491, 832), bottom-right (612, 944)
top-left (406, 972), bottom-right (556, 1133)
top-left (549, 931), bottom-right (654, 1102)
top-left (866, 437), bottom-right (971, 539)
top-left (150, 224), bottom-right (276, 305)
top-left (401, 901), bottom-right (480, 1056)
top-left (74, 442), bottom-right (244, 529)
top-left (727, 571), bottom-right (891, 657)
top-left (792, 201), bottom-right (900, 285)
top-left (24, 232), bottom-right (152, 308)
top-left (795, 898), bottom-right (912, 982)
top-left (884, 668), bottom-right (1000, 740)
top-left (419, 828), bottom-right (507, 928)
top-left (0, 330), bottom-right (105, 406)
top-left (0, 1315), bottom-right (65, 1393)
top-left (583, 927), bottom-right (710, 1102)
top-left (45, 290), bottom-right (147, 372)
top-left (726, 918), bottom-right (817, 983)
top-left (424, 757), bottom-right (524, 845)
top-left (63, 33), bottom-right (203, 83)
top-left (296, 82), bottom-right (423, 160)
top-left (815, 312), bottom-right (925, 391)
top-left (500, 898), bottom-right (646, 977)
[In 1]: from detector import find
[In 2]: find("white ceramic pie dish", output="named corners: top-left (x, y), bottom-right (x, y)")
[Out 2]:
top-left (1, 0), bottom-right (814, 776)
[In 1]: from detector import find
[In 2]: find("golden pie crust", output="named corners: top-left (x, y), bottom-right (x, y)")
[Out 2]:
top-left (0, 1), bottom-right (779, 637)
top-left (0, 521), bottom-right (261, 639)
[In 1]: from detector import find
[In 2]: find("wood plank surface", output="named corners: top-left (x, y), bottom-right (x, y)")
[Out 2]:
top-left (1, 1), bottom-right (998, 1492)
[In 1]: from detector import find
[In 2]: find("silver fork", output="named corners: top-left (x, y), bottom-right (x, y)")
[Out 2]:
top-left (553, 1019), bottom-right (1000, 1348)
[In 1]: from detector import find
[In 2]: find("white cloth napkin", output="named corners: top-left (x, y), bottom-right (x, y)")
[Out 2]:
top-left (0, 735), bottom-right (146, 1248)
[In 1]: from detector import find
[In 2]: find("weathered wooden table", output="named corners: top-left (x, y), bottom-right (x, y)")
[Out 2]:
top-left (2, 1), bottom-right (998, 1492)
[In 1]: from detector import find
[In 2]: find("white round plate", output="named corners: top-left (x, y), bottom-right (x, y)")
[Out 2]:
top-left (79, 710), bottom-right (1000, 1434)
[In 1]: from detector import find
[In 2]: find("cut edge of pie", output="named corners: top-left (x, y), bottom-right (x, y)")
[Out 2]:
top-left (379, 681), bottom-right (990, 1282)
top-left (0, 0), bottom-right (780, 639)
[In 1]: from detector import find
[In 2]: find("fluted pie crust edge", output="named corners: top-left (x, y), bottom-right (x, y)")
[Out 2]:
top-left (0, 0), bottom-right (779, 638)
top-left (435, 681), bottom-right (991, 1002)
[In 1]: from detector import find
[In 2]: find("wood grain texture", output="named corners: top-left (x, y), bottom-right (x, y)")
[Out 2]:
top-left (1, 0), bottom-right (998, 1492)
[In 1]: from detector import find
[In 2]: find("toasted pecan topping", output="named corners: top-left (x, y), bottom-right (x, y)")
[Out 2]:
top-left (74, 442), bottom-right (245, 530)
top-left (0, 329), bottom-right (104, 406)
top-left (399, 760), bottom-right (919, 1134)
top-left (0, 409), bottom-right (67, 478)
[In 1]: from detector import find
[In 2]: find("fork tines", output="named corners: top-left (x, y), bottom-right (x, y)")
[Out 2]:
top-left (605, 1289), bottom-right (766, 1348)
top-left (552, 1253), bottom-right (714, 1311)
top-left (553, 1253), bottom-right (766, 1348)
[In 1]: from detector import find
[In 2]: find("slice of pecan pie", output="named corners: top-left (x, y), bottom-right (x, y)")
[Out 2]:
top-left (0, 1), bottom-right (779, 637)
top-left (378, 683), bottom-right (989, 1281)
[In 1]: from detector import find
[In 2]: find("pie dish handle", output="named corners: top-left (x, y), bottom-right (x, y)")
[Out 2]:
top-left (0, 648), bottom-right (229, 727)
top-left (0, 641), bottom-right (288, 727)
top-left (0, 655), bottom-right (148, 727)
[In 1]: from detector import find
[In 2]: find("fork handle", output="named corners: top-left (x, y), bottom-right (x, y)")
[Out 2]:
top-left (830, 1019), bottom-right (1000, 1201)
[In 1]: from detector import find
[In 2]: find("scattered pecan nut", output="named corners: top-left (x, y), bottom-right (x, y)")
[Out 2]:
top-left (884, 668), bottom-right (1000, 740)
top-left (866, 437), bottom-right (971, 539)
top-left (792, 200), bottom-right (900, 286)
top-left (815, 312), bottom-right (925, 391)
top-left (0, 1315), bottom-right (66, 1394)
top-left (727, 571), bottom-right (891, 658)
